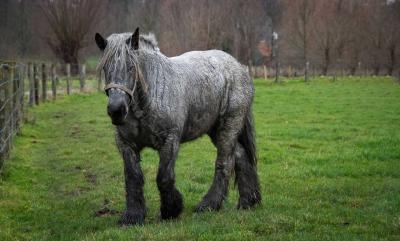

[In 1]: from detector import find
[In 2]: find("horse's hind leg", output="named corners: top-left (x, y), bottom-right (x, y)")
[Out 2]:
top-left (195, 116), bottom-right (243, 212)
top-left (234, 143), bottom-right (261, 209)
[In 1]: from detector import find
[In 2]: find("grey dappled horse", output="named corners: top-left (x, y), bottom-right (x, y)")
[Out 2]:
top-left (95, 28), bottom-right (261, 225)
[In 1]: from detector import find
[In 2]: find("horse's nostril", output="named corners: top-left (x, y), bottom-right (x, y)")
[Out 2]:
top-left (108, 103), bottom-right (127, 117)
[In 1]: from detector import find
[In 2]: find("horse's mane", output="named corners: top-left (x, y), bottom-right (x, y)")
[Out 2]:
top-left (139, 33), bottom-right (159, 51)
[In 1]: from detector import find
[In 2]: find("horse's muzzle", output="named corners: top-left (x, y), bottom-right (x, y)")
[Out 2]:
top-left (107, 93), bottom-right (129, 125)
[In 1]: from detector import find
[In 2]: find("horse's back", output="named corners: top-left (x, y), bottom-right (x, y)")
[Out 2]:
top-left (169, 50), bottom-right (253, 141)
top-left (170, 49), bottom-right (251, 90)
top-left (170, 50), bottom-right (245, 74)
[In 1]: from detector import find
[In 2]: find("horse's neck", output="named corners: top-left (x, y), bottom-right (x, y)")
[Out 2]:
top-left (137, 52), bottom-right (171, 107)
top-left (139, 52), bottom-right (171, 91)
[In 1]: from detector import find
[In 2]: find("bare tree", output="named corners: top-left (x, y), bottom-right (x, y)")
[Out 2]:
top-left (232, 0), bottom-right (266, 67)
top-left (347, 0), bottom-right (367, 75)
top-left (363, 0), bottom-right (387, 75)
top-left (283, 0), bottom-right (316, 80)
top-left (40, 0), bottom-right (105, 73)
top-left (384, 0), bottom-right (400, 75)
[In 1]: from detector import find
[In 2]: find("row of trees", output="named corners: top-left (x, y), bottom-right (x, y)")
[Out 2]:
top-left (0, 0), bottom-right (399, 76)
top-left (282, 0), bottom-right (400, 75)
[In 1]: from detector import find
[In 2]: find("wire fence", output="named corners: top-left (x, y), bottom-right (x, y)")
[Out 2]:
top-left (249, 64), bottom-right (400, 83)
top-left (0, 60), bottom-right (103, 170)
top-left (0, 61), bottom-right (24, 169)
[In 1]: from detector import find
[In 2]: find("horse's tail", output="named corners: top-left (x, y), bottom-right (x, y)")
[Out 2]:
top-left (238, 111), bottom-right (257, 167)
top-left (235, 110), bottom-right (261, 207)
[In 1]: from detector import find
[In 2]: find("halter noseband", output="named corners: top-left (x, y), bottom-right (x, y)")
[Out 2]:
top-left (103, 59), bottom-right (145, 102)
top-left (104, 65), bottom-right (141, 101)
top-left (104, 81), bottom-right (136, 100)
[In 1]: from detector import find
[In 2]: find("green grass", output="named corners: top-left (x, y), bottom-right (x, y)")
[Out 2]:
top-left (1, 77), bottom-right (399, 241)
top-left (85, 56), bottom-right (100, 70)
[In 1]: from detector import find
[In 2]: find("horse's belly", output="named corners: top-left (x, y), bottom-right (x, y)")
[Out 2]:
top-left (181, 111), bottom-right (217, 142)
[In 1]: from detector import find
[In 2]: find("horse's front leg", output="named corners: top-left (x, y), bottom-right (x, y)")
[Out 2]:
top-left (157, 134), bottom-right (183, 220)
top-left (116, 136), bottom-right (145, 226)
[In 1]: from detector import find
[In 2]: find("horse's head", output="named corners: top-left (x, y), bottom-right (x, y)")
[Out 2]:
top-left (95, 28), bottom-right (141, 126)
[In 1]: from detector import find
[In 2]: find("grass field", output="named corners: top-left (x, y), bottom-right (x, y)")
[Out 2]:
top-left (0, 77), bottom-right (399, 241)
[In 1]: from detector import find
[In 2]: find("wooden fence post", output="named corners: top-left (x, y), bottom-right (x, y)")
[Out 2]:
top-left (9, 64), bottom-right (14, 157)
top-left (28, 63), bottom-right (34, 106)
top-left (33, 63), bottom-right (39, 105)
top-left (305, 61), bottom-right (310, 82)
top-left (6, 64), bottom-right (14, 159)
top-left (20, 64), bottom-right (25, 130)
top-left (51, 64), bottom-right (57, 100)
top-left (397, 70), bottom-right (400, 84)
top-left (98, 70), bottom-right (102, 91)
top-left (79, 64), bottom-right (86, 92)
top-left (41, 63), bottom-right (47, 102)
top-left (263, 65), bottom-right (267, 80)
top-left (14, 63), bottom-right (23, 135)
top-left (66, 63), bottom-right (71, 95)
top-left (0, 63), bottom-right (10, 166)
top-left (13, 64), bottom-right (20, 135)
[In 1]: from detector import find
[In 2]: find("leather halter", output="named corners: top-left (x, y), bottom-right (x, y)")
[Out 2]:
top-left (103, 64), bottom-right (143, 102)
top-left (104, 81), bottom-right (136, 100)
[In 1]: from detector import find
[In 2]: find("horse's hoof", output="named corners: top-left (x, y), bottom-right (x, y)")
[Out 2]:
top-left (236, 194), bottom-right (261, 209)
top-left (160, 189), bottom-right (183, 220)
top-left (117, 211), bottom-right (145, 226)
top-left (194, 200), bottom-right (221, 213)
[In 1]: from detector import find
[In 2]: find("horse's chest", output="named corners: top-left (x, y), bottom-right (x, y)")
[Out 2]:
top-left (117, 113), bottom-right (164, 149)
top-left (117, 118), bottom-right (140, 141)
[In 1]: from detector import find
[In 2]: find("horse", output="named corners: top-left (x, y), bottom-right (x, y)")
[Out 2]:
top-left (95, 28), bottom-right (261, 225)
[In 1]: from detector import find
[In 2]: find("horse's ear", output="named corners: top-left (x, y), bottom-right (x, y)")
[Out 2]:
top-left (95, 33), bottom-right (107, 51)
top-left (131, 27), bottom-right (139, 50)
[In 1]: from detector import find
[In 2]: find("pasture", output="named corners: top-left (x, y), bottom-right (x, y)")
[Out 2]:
top-left (0, 77), bottom-right (399, 241)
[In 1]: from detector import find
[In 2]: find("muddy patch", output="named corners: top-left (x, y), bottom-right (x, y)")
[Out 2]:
top-left (94, 199), bottom-right (120, 217)
top-left (66, 186), bottom-right (91, 197)
top-left (84, 171), bottom-right (98, 185)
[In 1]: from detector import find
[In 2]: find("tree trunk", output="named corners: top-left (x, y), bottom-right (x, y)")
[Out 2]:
top-left (350, 66), bottom-right (356, 76)
top-left (373, 66), bottom-right (380, 76)
top-left (305, 61), bottom-right (309, 82)
top-left (63, 54), bottom-right (79, 76)
top-left (322, 47), bottom-right (330, 75)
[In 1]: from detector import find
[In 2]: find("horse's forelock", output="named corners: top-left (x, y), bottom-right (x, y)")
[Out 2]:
top-left (97, 33), bottom-right (149, 93)
top-left (97, 33), bottom-right (158, 73)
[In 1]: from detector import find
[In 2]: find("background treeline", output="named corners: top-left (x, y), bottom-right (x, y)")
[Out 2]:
top-left (1, 0), bottom-right (399, 75)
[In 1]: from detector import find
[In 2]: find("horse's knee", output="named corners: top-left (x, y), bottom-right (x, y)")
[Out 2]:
top-left (156, 171), bottom-right (175, 191)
